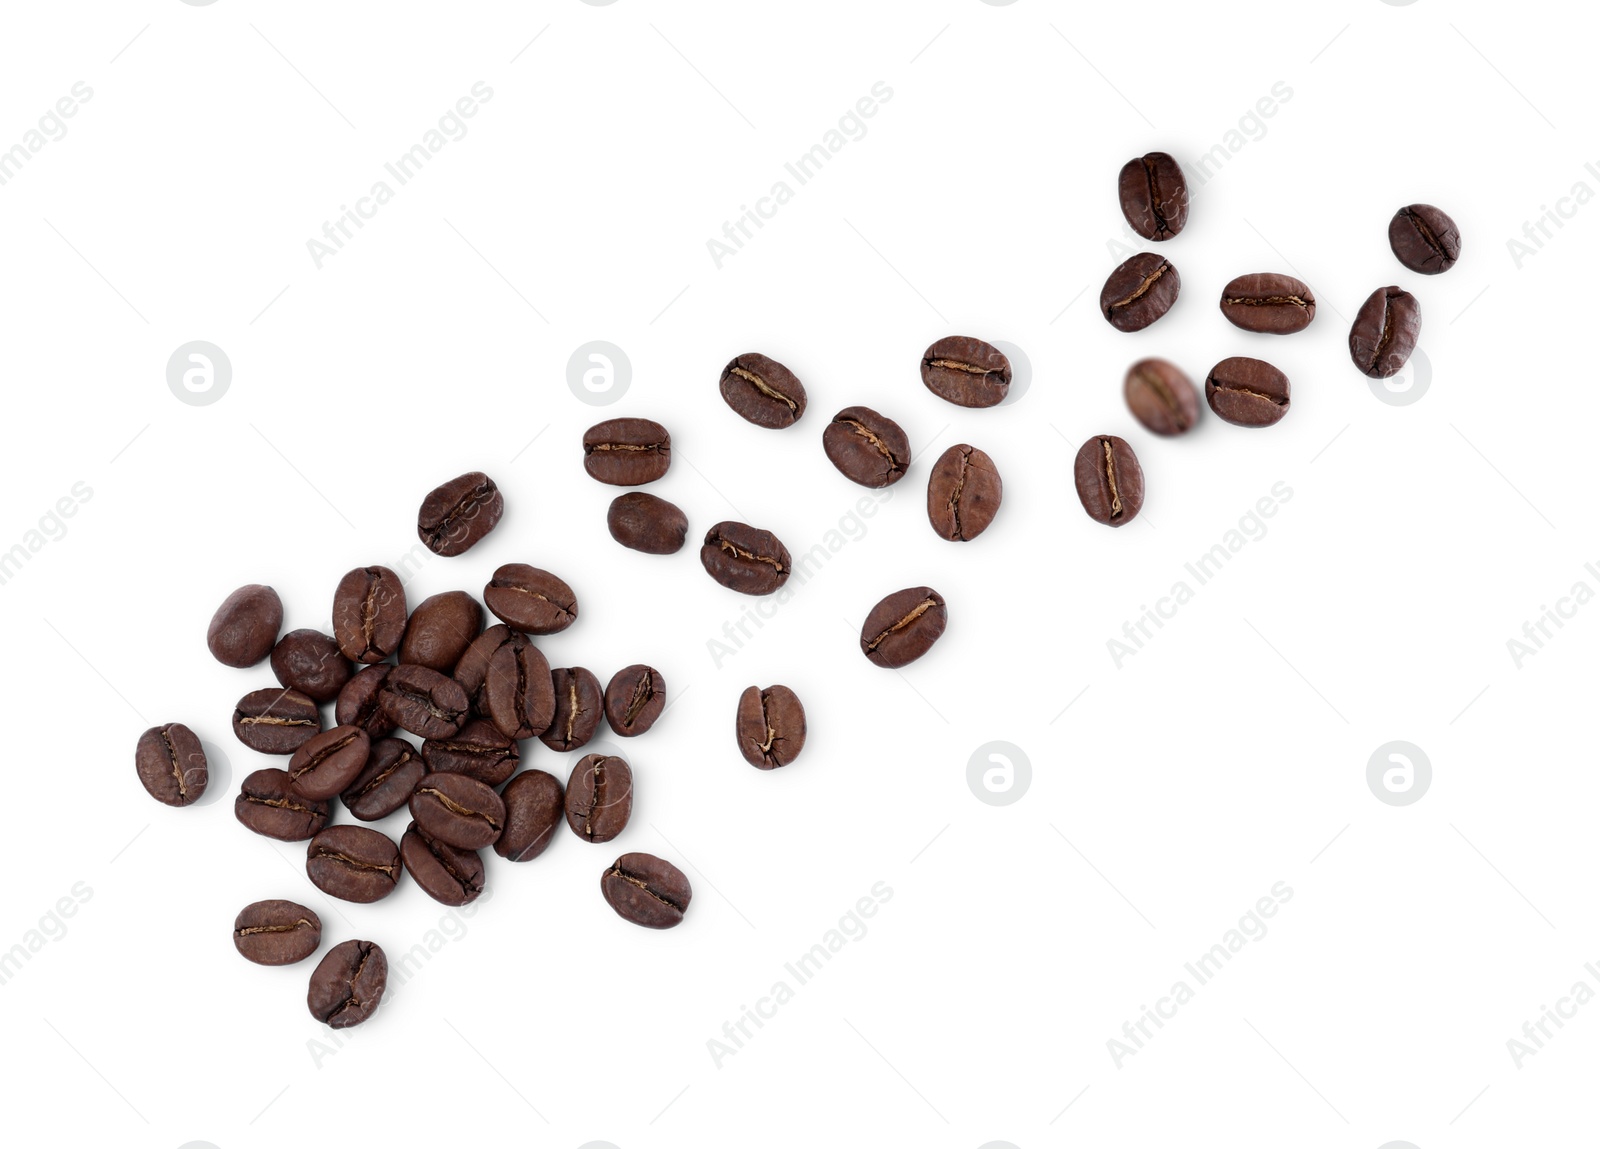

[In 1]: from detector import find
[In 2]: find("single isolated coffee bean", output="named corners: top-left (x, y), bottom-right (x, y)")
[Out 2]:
top-left (496, 770), bottom-right (565, 862)
top-left (418, 471), bottom-right (503, 557)
top-left (735, 685), bottom-right (806, 770)
top-left (340, 737), bottom-right (425, 821)
top-left (485, 639), bottom-right (555, 740)
top-left (927, 444), bottom-right (1002, 542)
top-left (399, 590), bottom-right (483, 672)
top-left (233, 900), bottom-right (321, 966)
top-left (232, 687), bottom-right (321, 754)
top-left (1389, 203), bottom-right (1460, 274)
top-left (720, 352), bottom-right (807, 428)
top-left (307, 939), bottom-right (387, 1029)
top-left (335, 664), bottom-right (395, 740)
top-left (1073, 435), bottom-right (1144, 527)
top-left (483, 564), bottom-right (578, 635)
top-left (860, 587), bottom-right (947, 669)
top-left (542, 666), bottom-right (603, 752)
top-left (1101, 253), bottom-right (1180, 332)
top-left (1124, 358), bottom-right (1200, 436)
top-left (602, 853), bottom-right (691, 929)
top-left (583, 418), bottom-right (671, 486)
top-left (380, 664), bottom-right (468, 739)
top-left (331, 566), bottom-right (407, 663)
top-left (271, 629), bottom-right (352, 704)
top-left (422, 719), bottom-right (520, 786)
top-left (410, 772), bottom-right (505, 850)
top-left (401, 822), bottom-right (485, 907)
top-left (565, 755), bottom-right (634, 843)
top-left (608, 493), bottom-right (688, 555)
top-left (1219, 273), bottom-right (1316, 335)
top-left (287, 725), bottom-right (371, 801)
top-left (207, 584), bottom-right (282, 668)
top-left (235, 768), bottom-right (330, 841)
top-left (919, 336), bottom-right (1011, 408)
top-left (454, 624), bottom-right (520, 716)
top-left (306, 825), bottom-right (401, 904)
top-left (1349, 285), bottom-right (1422, 379)
top-left (135, 723), bottom-right (208, 807)
top-left (1205, 357), bottom-right (1290, 427)
top-left (1118, 151), bottom-right (1189, 241)
top-left (701, 521), bottom-right (791, 595)
top-left (605, 664), bottom-right (665, 737)
top-left (824, 406), bottom-right (910, 488)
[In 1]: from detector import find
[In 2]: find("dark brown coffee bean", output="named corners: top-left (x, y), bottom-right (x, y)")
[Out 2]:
top-left (823, 406), bottom-right (910, 488)
top-left (608, 493), bottom-right (688, 555)
top-left (604, 664), bottom-right (665, 737)
top-left (860, 587), bottom-right (947, 669)
top-left (1349, 286), bottom-right (1422, 379)
top-left (306, 825), bottom-right (401, 903)
top-left (331, 566), bottom-right (407, 663)
top-left (411, 772), bottom-right (505, 849)
top-left (483, 564), bottom-right (578, 634)
top-left (565, 755), bottom-right (634, 843)
top-left (1101, 253), bottom-right (1180, 332)
top-left (496, 770), bottom-right (565, 862)
top-left (270, 629), bottom-right (353, 704)
top-left (1073, 435), bottom-right (1144, 527)
top-left (400, 822), bottom-right (485, 906)
top-left (720, 352), bottom-right (807, 428)
top-left (399, 590), bottom-right (483, 672)
top-left (485, 640), bottom-right (555, 740)
top-left (583, 418), bottom-right (671, 486)
top-left (1205, 357), bottom-right (1290, 427)
top-left (920, 336), bottom-right (1011, 408)
top-left (418, 471), bottom-right (503, 557)
top-left (134, 723), bottom-right (208, 807)
top-left (307, 939), bottom-right (387, 1029)
top-left (1219, 273), bottom-right (1316, 334)
top-left (340, 737), bottom-right (425, 821)
top-left (602, 853), bottom-right (691, 929)
top-left (735, 685), bottom-right (806, 769)
top-left (1389, 203), bottom-right (1460, 274)
top-left (1124, 358), bottom-right (1200, 436)
top-left (422, 719), bottom-right (520, 786)
top-left (207, 584), bottom-right (283, 668)
top-left (232, 688), bottom-right (321, 754)
top-left (1118, 151), bottom-right (1188, 241)
top-left (926, 444), bottom-right (1002, 542)
top-left (287, 725), bottom-right (371, 801)
top-left (234, 899), bottom-right (321, 966)
top-left (541, 667), bottom-right (603, 752)
top-left (334, 664), bottom-right (395, 740)
top-left (701, 521), bottom-right (792, 595)
top-left (235, 768), bottom-right (330, 841)
top-left (379, 664), bottom-right (469, 739)
top-left (453, 624), bottom-right (519, 716)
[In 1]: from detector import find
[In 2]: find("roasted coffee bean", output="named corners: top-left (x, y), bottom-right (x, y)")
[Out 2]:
top-left (1124, 358), bottom-right (1200, 436)
top-left (860, 587), bottom-right (947, 669)
top-left (602, 853), bottom-right (691, 929)
top-left (701, 521), bottom-right (792, 595)
top-left (379, 664), bottom-right (469, 739)
top-left (1219, 273), bottom-right (1316, 334)
top-left (399, 590), bottom-right (483, 672)
top-left (235, 768), bottom-right (330, 841)
top-left (234, 900), bottom-right (321, 966)
top-left (920, 336), bottom-right (1011, 408)
top-left (418, 471), bottom-right (503, 557)
top-left (541, 667), bottom-right (603, 752)
top-left (484, 564), bottom-right (578, 634)
top-left (287, 725), bottom-right (371, 801)
top-left (496, 770), bottom-right (565, 862)
top-left (340, 737), bottom-right (425, 821)
top-left (134, 723), bottom-right (208, 807)
top-left (270, 629), bottom-right (353, 704)
top-left (1389, 203), bottom-right (1460, 274)
top-left (1118, 151), bottom-right (1188, 241)
top-left (306, 825), bottom-right (401, 903)
top-left (720, 352), bottom-right (807, 428)
top-left (1205, 357), bottom-right (1290, 427)
top-left (604, 664), bottom-right (665, 737)
top-left (422, 719), bottom-right (520, 786)
top-left (411, 773), bottom-right (505, 849)
top-left (307, 939), bottom-right (387, 1029)
top-left (454, 624), bottom-right (520, 716)
top-left (926, 444), bottom-right (1002, 541)
top-left (608, 493), bottom-right (688, 555)
top-left (823, 406), bottom-right (910, 488)
top-left (400, 822), bottom-right (485, 906)
top-left (1349, 286), bottom-right (1422, 378)
top-left (331, 566), bottom-right (407, 663)
top-left (486, 640), bottom-right (555, 740)
top-left (1101, 253), bottom-right (1180, 332)
top-left (232, 687), bottom-right (321, 754)
top-left (735, 685), bottom-right (806, 770)
top-left (565, 755), bottom-right (633, 843)
top-left (582, 418), bottom-right (671, 486)
top-left (335, 664), bottom-right (395, 740)
top-left (207, 584), bottom-right (283, 668)
top-left (1073, 435), bottom-right (1144, 527)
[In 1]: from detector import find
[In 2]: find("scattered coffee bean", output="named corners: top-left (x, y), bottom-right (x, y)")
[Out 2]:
top-left (602, 853), bottom-right (691, 929)
top-left (234, 899), bottom-right (321, 966)
top-left (608, 493), bottom-right (688, 555)
top-left (399, 590), bottom-right (483, 672)
top-left (920, 336), bottom-right (1011, 408)
top-left (134, 723), bottom-right (208, 807)
top-left (485, 639), bottom-right (555, 740)
top-left (496, 770), bottom-right (565, 862)
top-left (422, 719), bottom-right (520, 786)
top-left (1219, 272), bottom-right (1316, 334)
top-left (334, 664), bottom-right (396, 740)
top-left (1389, 203), bottom-right (1460, 274)
top-left (823, 406), bottom-right (910, 488)
top-left (410, 772), bottom-right (505, 850)
top-left (926, 444), bottom-right (1002, 541)
top-left (232, 687), bottom-right (321, 754)
top-left (1118, 151), bottom-right (1188, 241)
top-left (307, 939), bottom-right (387, 1029)
top-left (306, 825), bottom-right (401, 903)
top-left (565, 754), bottom-right (634, 843)
top-left (1349, 285), bottom-right (1422, 378)
top-left (483, 564), bottom-right (578, 635)
top-left (541, 667), bottom-right (603, 752)
top-left (207, 584), bottom-right (283, 668)
top-left (583, 418), bottom-right (671, 486)
top-left (701, 521), bottom-right (792, 595)
top-left (418, 471), bottom-right (503, 557)
top-left (1124, 358), bottom-right (1200, 436)
top-left (331, 566), bottom-right (407, 663)
top-left (720, 353), bottom-right (807, 428)
top-left (860, 587), bottom-right (947, 668)
top-left (379, 664), bottom-right (469, 739)
top-left (1073, 435), bottom-right (1144, 527)
top-left (1101, 253), bottom-right (1180, 332)
top-left (287, 725), bottom-right (371, 801)
top-left (340, 737), bottom-right (425, 821)
top-left (1205, 357), bottom-right (1290, 427)
top-left (454, 624), bottom-right (519, 716)
top-left (235, 768), bottom-right (330, 841)
top-left (401, 822), bottom-right (485, 907)
top-left (735, 685), bottom-right (806, 769)
top-left (604, 664), bottom-right (665, 737)
top-left (270, 629), bottom-right (352, 704)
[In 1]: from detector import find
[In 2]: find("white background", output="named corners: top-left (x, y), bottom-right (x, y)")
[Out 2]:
top-left (0, 1), bottom-right (1594, 1146)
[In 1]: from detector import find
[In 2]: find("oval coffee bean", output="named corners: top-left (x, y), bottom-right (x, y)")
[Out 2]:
top-left (1205, 357), bottom-right (1290, 428)
top-left (701, 521), bottom-right (791, 595)
top-left (823, 406), bottom-right (910, 488)
top-left (234, 899), bottom-right (321, 966)
top-left (379, 664), bottom-right (469, 740)
top-left (583, 418), bottom-right (671, 486)
top-left (400, 822), bottom-right (485, 906)
top-left (287, 725), bottom-right (371, 801)
top-left (232, 687), bottom-right (321, 754)
top-left (1219, 272), bottom-right (1316, 335)
top-left (1118, 151), bottom-right (1188, 241)
top-left (135, 723), bottom-right (208, 807)
top-left (483, 564), bottom-right (578, 635)
top-left (720, 352), bottom-right (807, 428)
top-left (306, 826), bottom-right (401, 903)
top-left (602, 853), bottom-right (691, 929)
top-left (1389, 203), bottom-right (1460, 274)
top-left (307, 939), bottom-right (387, 1029)
top-left (454, 624), bottom-right (520, 716)
top-left (1124, 358), bottom-right (1200, 436)
top-left (422, 719), bottom-right (520, 786)
top-left (604, 664), bottom-right (665, 737)
top-left (860, 587), bottom-right (947, 669)
top-left (565, 755), bottom-right (634, 843)
top-left (340, 737), bottom-right (425, 821)
top-left (1073, 435), bottom-right (1144, 527)
top-left (926, 444), bottom-right (1002, 542)
top-left (235, 768), bottom-right (330, 841)
top-left (1101, 253), bottom-right (1180, 332)
top-left (331, 566), bottom-right (407, 663)
top-left (541, 666), bottom-right (603, 752)
top-left (496, 770), bottom-right (565, 862)
top-left (208, 584), bottom-right (283, 668)
top-left (410, 772), bottom-right (505, 849)
top-left (335, 664), bottom-right (395, 740)
top-left (399, 590), bottom-right (483, 672)
top-left (920, 336), bottom-right (1011, 408)
top-left (608, 493), bottom-right (688, 555)
top-left (735, 685), bottom-right (806, 770)
top-left (1349, 285), bottom-right (1422, 379)
top-left (417, 471), bottom-right (503, 557)
top-left (486, 640), bottom-right (555, 740)
top-left (270, 629), bottom-right (353, 704)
